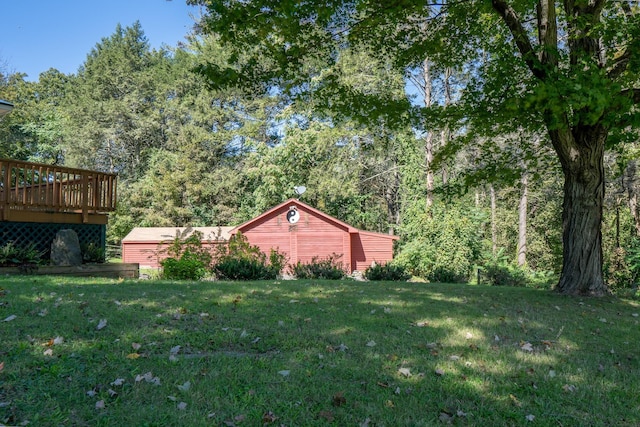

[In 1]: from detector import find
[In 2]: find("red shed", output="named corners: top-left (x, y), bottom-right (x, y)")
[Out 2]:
top-left (231, 199), bottom-right (398, 272)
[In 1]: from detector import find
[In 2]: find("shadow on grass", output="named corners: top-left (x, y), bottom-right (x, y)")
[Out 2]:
top-left (1, 277), bottom-right (639, 426)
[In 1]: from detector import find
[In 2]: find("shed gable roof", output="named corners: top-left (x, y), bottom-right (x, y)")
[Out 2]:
top-left (232, 198), bottom-right (358, 234)
top-left (122, 226), bottom-right (233, 243)
top-left (231, 198), bottom-right (398, 240)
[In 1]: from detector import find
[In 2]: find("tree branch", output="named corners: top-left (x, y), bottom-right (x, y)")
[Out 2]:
top-left (491, 0), bottom-right (546, 80)
top-left (621, 87), bottom-right (640, 104)
top-left (608, 49), bottom-right (631, 79)
top-left (585, 0), bottom-right (607, 22)
top-left (536, 0), bottom-right (558, 68)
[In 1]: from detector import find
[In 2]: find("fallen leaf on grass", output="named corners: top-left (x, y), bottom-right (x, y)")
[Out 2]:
top-left (318, 410), bottom-right (334, 422)
top-left (169, 345), bottom-right (181, 361)
top-left (439, 412), bottom-right (454, 424)
top-left (96, 319), bottom-right (108, 330)
top-left (398, 368), bottom-right (412, 377)
top-left (132, 342), bottom-right (142, 350)
top-left (0, 361), bottom-right (4, 373)
top-left (562, 384), bottom-right (577, 393)
top-left (262, 411), bottom-right (278, 423)
top-left (278, 370), bottom-right (290, 377)
top-left (177, 381), bottom-right (191, 391)
top-left (525, 414), bottom-right (535, 422)
top-left (332, 392), bottom-right (346, 407)
top-left (43, 349), bottom-right (53, 356)
top-left (434, 368), bottom-right (445, 376)
top-left (366, 340), bottom-right (376, 347)
top-left (95, 400), bottom-right (105, 410)
top-left (509, 394), bottom-right (522, 407)
top-left (336, 343), bottom-right (349, 352)
top-left (110, 378), bottom-right (125, 386)
top-left (3, 314), bottom-right (16, 322)
top-left (384, 400), bottom-right (395, 408)
top-left (520, 342), bottom-right (534, 352)
top-left (177, 402), bottom-right (187, 410)
top-left (136, 371), bottom-right (161, 385)
top-left (126, 353), bottom-right (140, 360)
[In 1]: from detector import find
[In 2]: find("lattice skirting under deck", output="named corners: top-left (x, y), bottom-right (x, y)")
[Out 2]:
top-left (0, 222), bottom-right (106, 260)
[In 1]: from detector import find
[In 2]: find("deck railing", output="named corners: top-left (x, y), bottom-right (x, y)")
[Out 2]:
top-left (0, 158), bottom-right (117, 223)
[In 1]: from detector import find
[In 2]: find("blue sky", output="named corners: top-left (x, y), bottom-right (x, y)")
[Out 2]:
top-left (2, 0), bottom-right (200, 81)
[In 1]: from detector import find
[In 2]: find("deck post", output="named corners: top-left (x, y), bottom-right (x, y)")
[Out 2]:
top-left (82, 174), bottom-right (89, 223)
top-left (0, 161), bottom-right (8, 221)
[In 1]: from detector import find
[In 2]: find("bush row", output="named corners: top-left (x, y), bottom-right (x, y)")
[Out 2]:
top-left (158, 230), bottom-right (412, 281)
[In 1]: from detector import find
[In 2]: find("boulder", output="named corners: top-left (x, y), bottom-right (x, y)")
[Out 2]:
top-left (50, 229), bottom-right (82, 266)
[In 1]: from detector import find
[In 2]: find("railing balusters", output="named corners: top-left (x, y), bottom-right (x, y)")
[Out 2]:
top-left (0, 158), bottom-right (117, 220)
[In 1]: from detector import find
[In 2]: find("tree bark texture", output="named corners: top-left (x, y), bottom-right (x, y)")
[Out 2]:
top-left (490, 185), bottom-right (497, 256)
top-left (518, 174), bottom-right (527, 266)
top-left (552, 128), bottom-right (607, 295)
top-left (623, 160), bottom-right (640, 237)
top-left (422, 59), bottom-right (434, 209)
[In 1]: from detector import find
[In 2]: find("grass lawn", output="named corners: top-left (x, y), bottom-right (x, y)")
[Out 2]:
top-left (1, 276), bottom-right (639, 426)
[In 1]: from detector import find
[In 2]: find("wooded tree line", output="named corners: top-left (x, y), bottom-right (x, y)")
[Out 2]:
top-left (1, 0), bottom-right (640, 294)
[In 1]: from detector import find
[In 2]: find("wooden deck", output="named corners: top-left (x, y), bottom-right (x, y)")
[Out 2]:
top-left (0, 158), bottom-right (117, 225)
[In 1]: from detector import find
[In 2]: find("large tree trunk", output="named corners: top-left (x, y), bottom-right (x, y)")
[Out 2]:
top-left (553, 128), bottom-right (608, 295)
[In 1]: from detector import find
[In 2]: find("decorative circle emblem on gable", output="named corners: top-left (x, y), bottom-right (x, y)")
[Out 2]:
top-left (286, 206), bottom-right (300, 224)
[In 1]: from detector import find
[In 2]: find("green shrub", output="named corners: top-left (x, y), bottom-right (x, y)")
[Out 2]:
top-left (213, 232), bottom-right (285, 280)
top-left (479, 252), bottom-right (555, 289)
top-left (0, 241), bottom-right (45, 267)
top-left (600, 241), bottom-right (640, 294)
top-left (215, 257), bottom-right (275, 280)
top-left (429, 266), bottom-right (470, 284)
top-left (290, 253), bottom-right (345, 280)
top-left (395, 204), bottom-right (483, 283)
top-left (364, 262), bottom-right (410, 281)
top-left (481, 261), bottom-right (529, 287)
top-left (158, 228), bottom-right (213, 281)
top-left (160, 228), bottom-right (213, 266)
top-left (82, 243), bottom-right (106, 263)
top-left (161, 250), bottom-right (209, 281)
